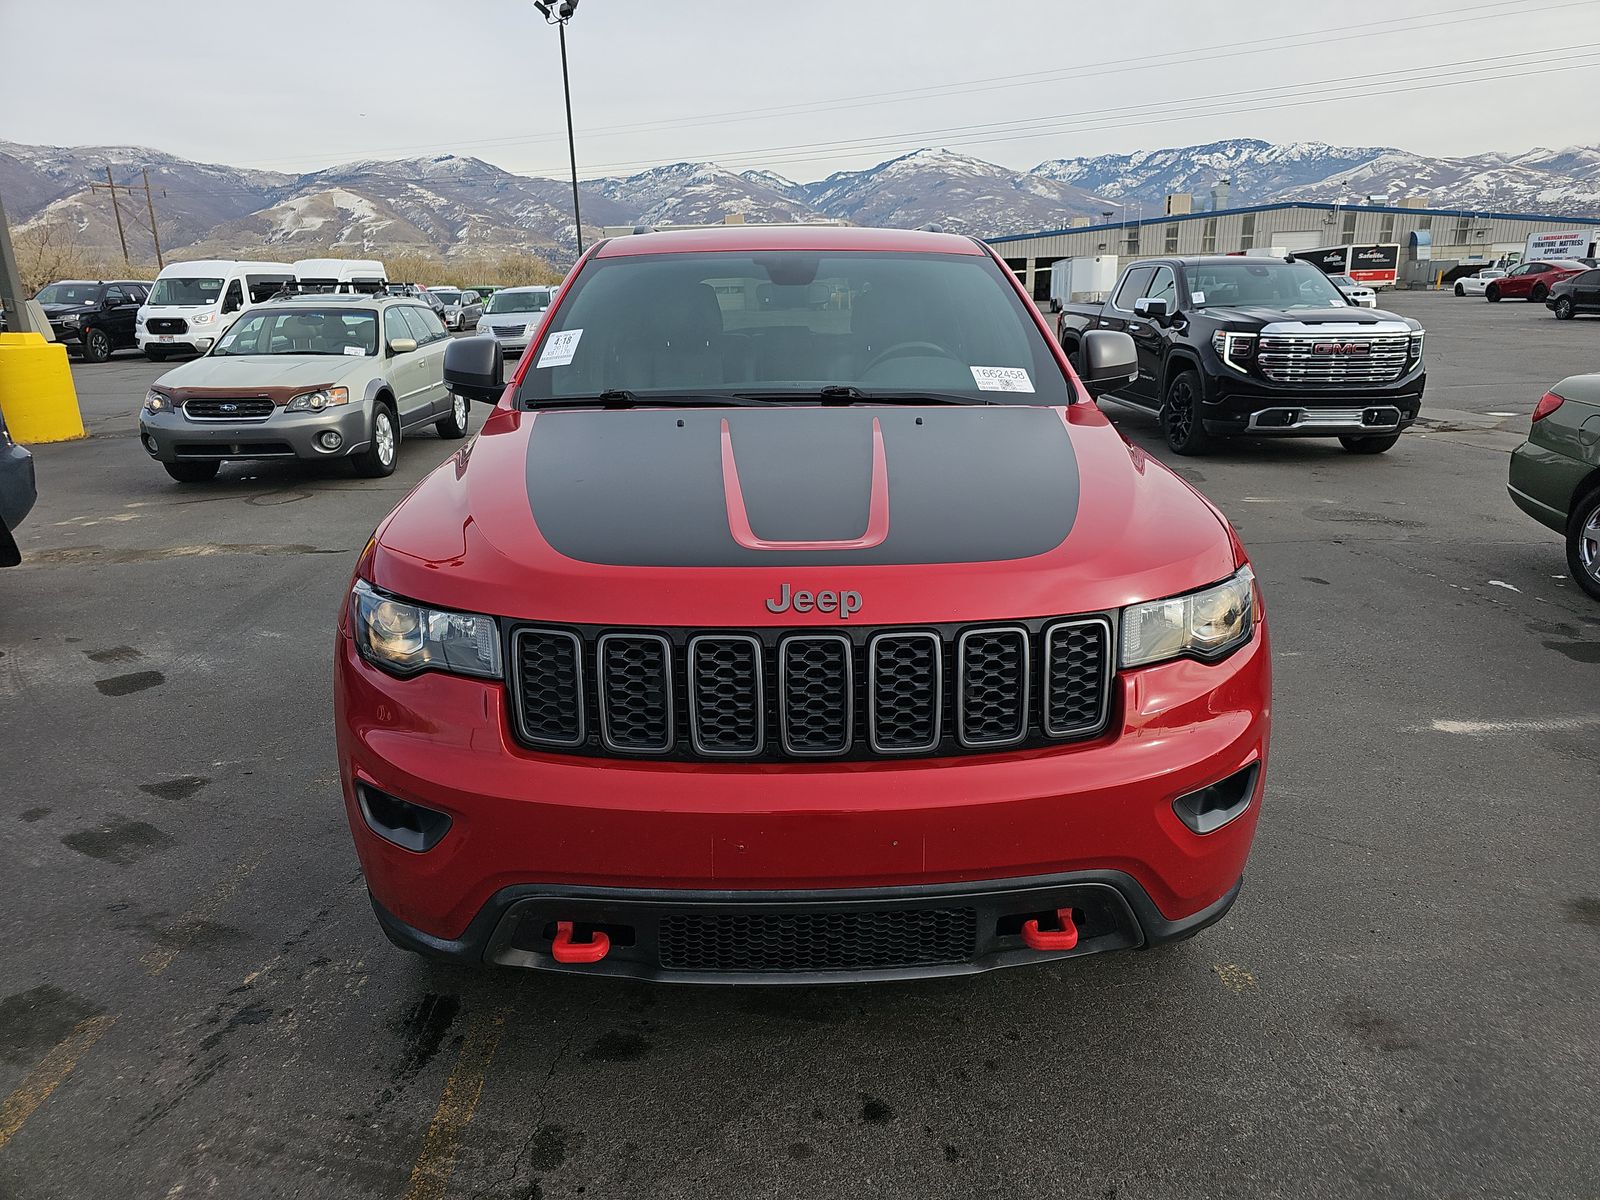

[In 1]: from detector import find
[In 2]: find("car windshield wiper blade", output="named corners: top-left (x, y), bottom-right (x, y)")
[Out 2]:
top-left (528, 390), bottom-right (770, 410)
top-left (732, 387), bottom-right (992, 406)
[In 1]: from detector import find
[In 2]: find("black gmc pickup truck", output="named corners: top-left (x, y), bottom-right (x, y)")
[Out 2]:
top-left (1056, 256), bottom-right (1425, 455)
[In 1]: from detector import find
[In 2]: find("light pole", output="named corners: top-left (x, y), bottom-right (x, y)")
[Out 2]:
top-left (535, 0), bottom-right (584, 254)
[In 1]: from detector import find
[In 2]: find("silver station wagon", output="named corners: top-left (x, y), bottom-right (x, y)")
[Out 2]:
top-left (137, 295), bottom-right (470, 482)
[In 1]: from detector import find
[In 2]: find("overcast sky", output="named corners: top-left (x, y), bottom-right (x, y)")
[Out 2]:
top-left (3, 0), bottom-right (1597, 180)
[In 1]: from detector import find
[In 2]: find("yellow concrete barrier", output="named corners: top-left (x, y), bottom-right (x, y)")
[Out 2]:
top-left (0, 331), bottom-right (85, 443)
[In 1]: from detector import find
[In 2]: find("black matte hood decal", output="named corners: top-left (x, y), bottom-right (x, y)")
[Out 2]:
top-left (524, 406), bottom-right (1079, 567)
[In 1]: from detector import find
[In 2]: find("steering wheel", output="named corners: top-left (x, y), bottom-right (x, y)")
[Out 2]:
top-left (862, 340), bottom-right (965, 375)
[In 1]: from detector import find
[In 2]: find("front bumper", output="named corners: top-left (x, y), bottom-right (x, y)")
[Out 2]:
top-left (137, 329), bottom-right (214, 354)
top-left (335, 623), bottom-right (1270, 980)
top-left (138, 404), bottom-right (372, 463)
top-left (370, 870), bottom-right (1244, 984)
top-left (1200, 364), bottom-right (1425, 438)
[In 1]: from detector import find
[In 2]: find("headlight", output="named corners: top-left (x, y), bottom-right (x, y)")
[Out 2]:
top-left (1120, 566), bottom-right (1257, 668)
top-left (1408, 331), bottom-right (1424, 361)
top-left (60, 313), bottom-right (81, 326)
top-left (191, 311), bottom-right (216, 326)
top-left (350, 580), bottom-right (502, 679)
top-left (286, 386), bottom-right (350, 412)
top-left (1210, 331), bottom-right (1256, 370)
top-left (135, 315), bottom-right (146, 327)
top-left (143, 389), bottom-right (175, 414)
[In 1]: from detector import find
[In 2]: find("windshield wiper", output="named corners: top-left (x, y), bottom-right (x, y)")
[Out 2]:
top-left (733, 387), bottom-right (992, 406)
top-left (528, 390), bottom-right (770, 410)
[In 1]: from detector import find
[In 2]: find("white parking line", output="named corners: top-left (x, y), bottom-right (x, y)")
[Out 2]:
top-left (1423, 717), bottom-right (1600, 735)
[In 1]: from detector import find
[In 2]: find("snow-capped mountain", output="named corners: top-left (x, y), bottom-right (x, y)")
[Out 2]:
top-left (801, 148), bottom-right (1117, 235)
top-left (4, 136), bottom-right (1597, 268)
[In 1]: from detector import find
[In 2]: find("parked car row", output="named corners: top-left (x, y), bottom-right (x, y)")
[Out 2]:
top-left (14, 259), bottom-right (548, 366)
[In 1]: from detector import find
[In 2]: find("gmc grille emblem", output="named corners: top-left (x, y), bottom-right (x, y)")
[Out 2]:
top-left (1312, 342), bottom-right (1369, 356)
top-left (765, 583), bottom-right (862, 621)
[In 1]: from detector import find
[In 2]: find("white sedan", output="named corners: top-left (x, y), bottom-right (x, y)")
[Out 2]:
top-left (1329, 274), bottom-right (1377, 308)
top-left (1454, 268), bottom-right (1507, 297)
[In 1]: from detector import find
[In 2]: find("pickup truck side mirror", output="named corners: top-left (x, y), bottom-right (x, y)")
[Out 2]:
top-left (1133, 296), bottom-right (1171, 321)
top-left (444, 334), bottom-right (504, 403)
top-left (1077, 330), bottom-right (1138, 397)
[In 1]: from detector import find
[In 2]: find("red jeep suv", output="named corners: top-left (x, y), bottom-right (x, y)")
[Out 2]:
top-left (334, 226), bottom-right (1270, 983)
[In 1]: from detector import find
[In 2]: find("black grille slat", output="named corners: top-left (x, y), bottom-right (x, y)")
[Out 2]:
top-left (688, 635), bottom-right (763, 756)
top-left (1044, 620), bottom-right (1110, 738)
top-left (147, 317), bottom-right (188, 334)
top-left (958, 628), bottom-right (1029, 747)
top-left (869, 633), bottom-right (941, 752)
top-left (658, 908), bottom-right (977, 974)
top-left (598, 634), bottom-right (672, 752)
top-left (778, 636), bottom-right (852, 755)
top-left (514, 629), bottom-right (583, 747)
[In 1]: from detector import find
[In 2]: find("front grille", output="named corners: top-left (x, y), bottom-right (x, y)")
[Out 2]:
top-left (658, 908), bottom-right (977, 974)
top-left (184, 398), bottom-right (275, 421)
top-left (1257, 334), bottom-right (1410, 384)
top-left (509, 617), bottom-right (1114, 761)
top-left (146, 318), bottom-right (188, 335)
top-left (490, 323), bottom-right (526, 338)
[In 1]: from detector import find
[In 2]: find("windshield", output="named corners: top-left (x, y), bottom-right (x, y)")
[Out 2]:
top-left (1187, 261), bottom-right (1349, 310)
top-left (211, 308), bottom-right (379, 357)
top-left (1329, 275), bottom-right (1358, 288)
top-left (485, 289), bottom-right (552, 314)
top-left (519, 250), bottom-right (1070, 407)
top-left (431, 289), bottom-right (461, 305)
top-left (150, 277), bottom-right (224, 307)
top-left (35, 282), bottom-right (102, 306)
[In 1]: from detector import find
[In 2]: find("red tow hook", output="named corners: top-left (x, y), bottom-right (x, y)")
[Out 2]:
top-left (551, 921), bottom-right (610, 964)
top-left (1021, 908), bottom-right (1079, 952)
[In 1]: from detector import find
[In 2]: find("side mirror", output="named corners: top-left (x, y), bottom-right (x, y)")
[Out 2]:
top-left (1078, 330), bottom-right (1138, 397)
top-left (388, 337), bottom-right (417, 356)
top-left (444, 334), bottom-right (504, 403)
top-left (1133, 296), bottom-right (1171, 321)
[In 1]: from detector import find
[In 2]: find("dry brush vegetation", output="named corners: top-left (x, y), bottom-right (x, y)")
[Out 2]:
top-left (12, 224), bottom-right (563, 293)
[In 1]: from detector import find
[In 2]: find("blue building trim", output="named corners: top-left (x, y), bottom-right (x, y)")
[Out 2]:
top-left (985, 200), bottom-right (1600, 246)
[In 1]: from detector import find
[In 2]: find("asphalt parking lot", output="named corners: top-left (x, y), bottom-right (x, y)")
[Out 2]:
top-left (2, 291), bottom-right (1597, 1199)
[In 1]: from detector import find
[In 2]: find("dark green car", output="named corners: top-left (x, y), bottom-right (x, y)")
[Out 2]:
top-left (1509, 374), bottom-right (1600, 600)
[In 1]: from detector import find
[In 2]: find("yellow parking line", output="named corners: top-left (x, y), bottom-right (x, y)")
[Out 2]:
top-left (401, 1006), bottom-right (508, 1200)
top-left (0, 1015), bottom-right (118, 1152)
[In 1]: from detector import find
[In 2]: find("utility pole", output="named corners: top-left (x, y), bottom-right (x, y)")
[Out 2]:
top-left (91, 166), bottom-right (131, 268)
top-left (0, 189), bottom-right (41, 334)
top-left (141, 168), bottom-right (164, 268)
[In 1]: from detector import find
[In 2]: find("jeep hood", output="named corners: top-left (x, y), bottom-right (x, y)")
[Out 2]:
top-left (366, 403), bottom-right (1239, 627)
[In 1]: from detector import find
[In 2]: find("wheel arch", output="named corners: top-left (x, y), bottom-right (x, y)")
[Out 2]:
top-left (1160, 348), bottom-right (1204, 398)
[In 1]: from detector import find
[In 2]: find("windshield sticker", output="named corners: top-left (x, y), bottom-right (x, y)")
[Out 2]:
top-left (342, 345), bottom-right (365, 357)
top-left (537, 328), bottom-right (582, 368)
top-left (970, 365), bottom-right (1034, 393)
top-left (1191, 291), bottom-right (1206, 305)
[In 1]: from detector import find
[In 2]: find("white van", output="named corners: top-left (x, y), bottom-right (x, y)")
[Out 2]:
top-left (137, 259), bottom-right (295, 361)
top-left (291, 258), bottom-right (388, 294)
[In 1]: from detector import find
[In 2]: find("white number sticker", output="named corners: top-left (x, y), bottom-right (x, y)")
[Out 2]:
top-left (343, 345), bottom-right (365, 357)
top-left (969, 365), bottom-right (1034, 393)
top-left (537, 328), bottom-right (583, 368)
